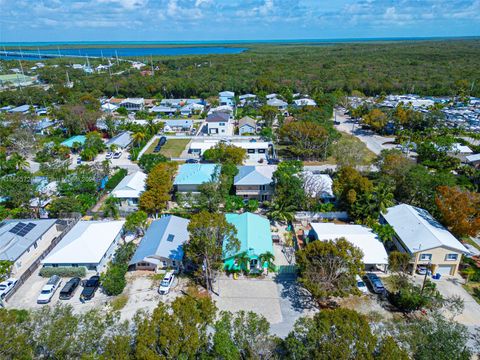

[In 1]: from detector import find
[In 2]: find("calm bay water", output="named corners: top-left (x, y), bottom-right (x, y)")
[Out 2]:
top-left (0, 46), bottom-right (247, 60)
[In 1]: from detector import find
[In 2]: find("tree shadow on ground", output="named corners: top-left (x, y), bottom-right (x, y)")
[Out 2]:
top-left (274, 273), bottom-right (318, 312)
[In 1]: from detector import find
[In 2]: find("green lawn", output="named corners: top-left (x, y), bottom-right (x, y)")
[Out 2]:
top-left (145, 138), bottom-right (190, 158)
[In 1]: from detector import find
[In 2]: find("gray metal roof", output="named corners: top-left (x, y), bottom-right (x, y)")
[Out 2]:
top-left (234, 165), bottom-right (276, 186)
top-left (129, 215), bottom-right (189, 265)
top-left (0, 219), bottom-right (57, 262)
top-left (106, 131), bottom-right (133, 148)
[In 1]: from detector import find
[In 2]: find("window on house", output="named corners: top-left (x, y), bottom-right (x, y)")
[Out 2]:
top-left (33, 242), bottom-right (38, 249)
top-left (419, 254), bottom-right (432, 261)
top-left (258, 149), bottom-right (266, 154)
top-left (219, 122), bottom-right (225, 126)
top-left (247, 149), bottom-right (255, 154)
top-left (172, 260), bottom-right (177, 267)
top-left (260, 185), bottom-right (266, 190)
top-left (445, 253), bottom-right (458, 261)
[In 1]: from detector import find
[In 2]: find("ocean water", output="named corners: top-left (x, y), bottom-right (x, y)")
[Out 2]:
top-left (0, 46), bottom-right (247, 60)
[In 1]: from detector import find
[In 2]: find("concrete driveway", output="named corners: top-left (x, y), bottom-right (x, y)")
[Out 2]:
top-left (212, 274), bottom-right (317, 338)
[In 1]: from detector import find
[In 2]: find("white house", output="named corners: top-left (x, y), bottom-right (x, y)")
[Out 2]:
top-left (302, 172), bottom-right (334, 201)
top-left (120, 98), bottom-right (144, 112)
top-left (267, 98), bottom-right (288, 111)
top-left (308, 223), bottom-right (389, 271)
top-left (111, 171), bottom-right (147, 209)
top-left (206, 112), bottom-right (233, 136)
top-left (105, 131), bottom-right (133, 150)
top-left (42, 220), bottom-right (125, 272)
top-left (294, 98), bottom-right (317, 107)
top-left (0, 219), bottom-right (59, 277)
top-left (189, 139), bottom-right (272, 164)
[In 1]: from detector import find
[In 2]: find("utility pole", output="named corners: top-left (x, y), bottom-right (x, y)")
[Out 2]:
top-left (420, 262), bottom-right (431, 295)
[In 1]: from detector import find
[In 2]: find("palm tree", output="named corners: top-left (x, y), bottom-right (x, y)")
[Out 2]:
top-left (374, 186), bottom-right (395, 214)
top-left (146, 118), bottom-right (158, 136)
top-left (132, 132), bottom-right (146, 148)
top-left (259, 251), bottom-right (276, 274)
top-left (234, 252), bottom-right (250, 274)
top-left (267, 201), bottom-right (296, 223)
top-left (102, 196), bottom-right (119, 219)
top-left (9, 153), bottom-right (29, 171)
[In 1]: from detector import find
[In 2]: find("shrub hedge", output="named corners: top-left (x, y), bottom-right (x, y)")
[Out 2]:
top-left (105, 168), bottom-right (128, 191)
top-left (39, 266), bottom-right (86, 278)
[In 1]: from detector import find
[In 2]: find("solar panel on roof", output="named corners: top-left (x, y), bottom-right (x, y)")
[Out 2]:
top-left (8, 222), bottom-right (36, 236)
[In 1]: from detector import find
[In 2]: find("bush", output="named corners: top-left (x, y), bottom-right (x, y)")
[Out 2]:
top-left (39, 266), bottom-right (86, 278)
top-left (101, 242), bottom-right (136, 296)
top-left (138, 153), bottom-right (169, 173)
top-left (101, 263), bottom-right (128, 296)
top-left (105, 168), bottom-right (128, 191)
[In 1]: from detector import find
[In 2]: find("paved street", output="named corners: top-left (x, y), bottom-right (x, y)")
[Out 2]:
top-left (334, 110), bottom-right (397, 155)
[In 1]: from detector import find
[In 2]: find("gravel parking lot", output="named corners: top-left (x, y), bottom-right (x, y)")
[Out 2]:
top-left (5, 269), bottom-right (186, 320)
top-left (6, 269), bottom-right (108, 313)
top-left (212, 273), bottom-right (317, 337)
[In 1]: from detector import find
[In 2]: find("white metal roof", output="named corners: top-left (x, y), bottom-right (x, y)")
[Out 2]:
top-left (42, 220), bottom-right (125, 265)
top-left (466, 153), bottom-right (480, 162)
top-left (310, 223), bottom-right (388, 265)
top-left (111, 171), bottom-right (146, 199)
top-left (383, 204), bottom-right (469, 254)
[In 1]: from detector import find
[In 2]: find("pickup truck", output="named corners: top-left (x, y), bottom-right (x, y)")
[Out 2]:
top-left (80, 275), bottom-right (100, 301)
top-left (37, 275), bottom-right (62, 304)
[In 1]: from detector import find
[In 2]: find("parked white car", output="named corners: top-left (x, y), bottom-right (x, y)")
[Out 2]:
top-left (356, 275), bottom-right (369, 295)
top-left (112, 151), bottom-right (122, 159)
top-left (158, 271), bottom-right (175, 295)
top-left (0, 278), bottom-right (18, 299)
top-left (37, 275), bottom-right (62, 304)
top-left (105, 152), bottom-right (113, 159)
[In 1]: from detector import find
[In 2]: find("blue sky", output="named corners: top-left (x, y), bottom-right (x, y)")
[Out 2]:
top-left (0, 0), bottom-right (479, 42)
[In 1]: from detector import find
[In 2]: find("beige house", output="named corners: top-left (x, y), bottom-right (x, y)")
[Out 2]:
top-left (382, 204), bottom-right (469, 276)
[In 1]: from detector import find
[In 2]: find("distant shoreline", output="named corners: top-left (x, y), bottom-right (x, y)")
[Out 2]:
top-left (1, 36), bottom-right (479, 50)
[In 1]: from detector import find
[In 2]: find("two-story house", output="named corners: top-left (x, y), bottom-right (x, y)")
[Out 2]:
top-left (382, 204), bottom-right (469, 276)
top-left (206, 112), bottom-right (233, 135)
top-left (234, 165), bottom-right (276, 202)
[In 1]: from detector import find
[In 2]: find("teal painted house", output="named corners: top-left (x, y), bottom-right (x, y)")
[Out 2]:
top-left (223, 212), bottom-right (273, 272)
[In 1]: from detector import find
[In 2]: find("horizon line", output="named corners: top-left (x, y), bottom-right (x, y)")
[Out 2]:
top-left (1, 35), bottom-right (480, 46)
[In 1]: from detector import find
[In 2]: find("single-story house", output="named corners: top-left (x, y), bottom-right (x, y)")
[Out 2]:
top-left (189, 139), bottom-right (272, 164)
top-left (105, 131), bottom-right (133, 150)
top-left (120, 98), bottom-right (144, 112)
top-left (382, 204), bottom-right (469, 275)
top-left (223, 212), bottom-right (273, 272)
top-left (150, 105), bottom-right (177, 115)
top-left (101, 102), bottom-right (119, 113)
top-left (308, 223), bottom-right (389, 271)
top-left (9, 104), bottom-right (31, 114)
top-left (180, 103), bottom-right (204, 116)
top-left (302, 172), bottom-right (334, 201)
top-left (163, 120), bottom-right (193, 133)
top-left (448, 143), bottom-right (474, 162)
top-left (234, 165), bottom-right (276, 202)
top-left (0, 219), bottom-right (59, 277)
top-left (173, 163), bottom-right (220, 193)
top-left (42, 220), bottom-right (125, 272)
top-left (466, 153), bottom-right (480, 168)
top-left (34, 119), bottom-right (57, 135)
top-left (294, 98), bottom-right (317, 107)
top-left (238, 116), bottom-right (256, 135)
top-left (111, 171), bottom-right (146, 209)
top-left (129, 215), bottom-right (189, 271)
top-left (267, 98), bottom-right (288, 110)
top-left (219, 91), bottom-right (235, 99)
top-left (61, 135), bottom-right (86, 148)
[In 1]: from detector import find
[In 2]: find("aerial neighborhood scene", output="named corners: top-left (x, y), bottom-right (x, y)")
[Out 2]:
top-left (1, 1), bottom-right (480, 359)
